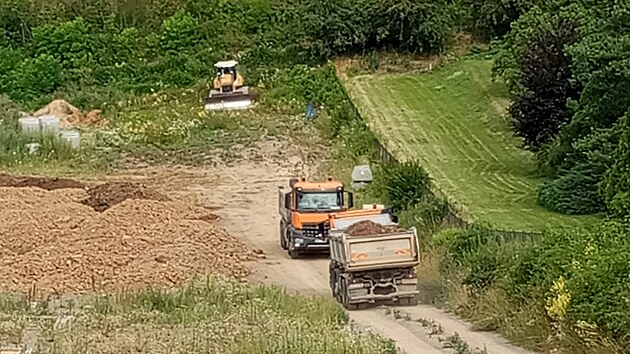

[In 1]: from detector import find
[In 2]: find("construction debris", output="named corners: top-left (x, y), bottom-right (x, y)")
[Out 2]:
top-left (0, 176), bottom-right (257, 299)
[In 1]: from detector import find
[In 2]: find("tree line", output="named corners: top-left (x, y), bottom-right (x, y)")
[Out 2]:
top-left (0, 0), bottom-right (543, 106)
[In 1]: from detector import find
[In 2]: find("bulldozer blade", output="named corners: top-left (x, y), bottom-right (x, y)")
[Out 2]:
top-left (204, 97), bottom-right (252, 111)
top-left (204, 89), bottom-right (253, 111)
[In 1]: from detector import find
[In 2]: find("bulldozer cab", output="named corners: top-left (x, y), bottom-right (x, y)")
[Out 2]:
top-left (215, 61), bottom-right (238, 83)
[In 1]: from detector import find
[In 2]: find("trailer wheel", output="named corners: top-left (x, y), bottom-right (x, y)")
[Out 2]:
top-left (340, 278), bottom-right (358, 310)
top-left (279, 221), bottom-right (288, 250)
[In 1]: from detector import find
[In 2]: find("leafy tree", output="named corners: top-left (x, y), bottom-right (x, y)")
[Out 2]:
top-left (539, 1), bottom-right (630, 174)
top-left (465, 0), bottom-right (551, 39)
top-left (509, 17), bottom-right (580, 150)
top-left (380, 0), bottom-right (451, 53)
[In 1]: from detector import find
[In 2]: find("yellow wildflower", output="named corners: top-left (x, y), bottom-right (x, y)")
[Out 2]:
top-left (546, 276), bottom-right (571, 321)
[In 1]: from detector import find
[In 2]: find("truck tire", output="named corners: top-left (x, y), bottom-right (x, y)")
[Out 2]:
top-left (279, 221), bottom-right (288, 250)
top-left (288, 248), bottom-right (300, 259)
top-left (340, 278), bottom-right (358, 311)
top-left (329, 262), bottom-right (340, 297)
top-left (328, 262), bottom-right (335, 295)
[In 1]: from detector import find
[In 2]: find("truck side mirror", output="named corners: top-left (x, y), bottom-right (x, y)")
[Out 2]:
top-left (284, 193), bottom-right (291, 209)
top-left (347, 192), bottom-right (354, 208)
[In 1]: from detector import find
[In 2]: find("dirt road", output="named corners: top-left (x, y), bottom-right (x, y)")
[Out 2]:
top-left (128, 143), bottom-right (536, 354)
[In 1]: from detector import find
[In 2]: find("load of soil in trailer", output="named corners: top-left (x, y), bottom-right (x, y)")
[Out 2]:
top-left (345, 220), bottom-right (404, 236)
top-left (0, 173), bottom-right (258, 299)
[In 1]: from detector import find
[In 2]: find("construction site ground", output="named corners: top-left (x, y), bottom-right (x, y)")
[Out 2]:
top-left (0, 139), bottom-right (534, 354)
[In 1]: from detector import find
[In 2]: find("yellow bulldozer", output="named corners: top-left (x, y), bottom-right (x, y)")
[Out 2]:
top-left (204, 60), bottom-right (253, 111)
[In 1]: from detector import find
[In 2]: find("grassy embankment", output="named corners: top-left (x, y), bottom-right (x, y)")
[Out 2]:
top-left (343, 57), bottom-right (597, 232)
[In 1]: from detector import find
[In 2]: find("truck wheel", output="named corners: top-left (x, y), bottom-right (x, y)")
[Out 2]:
top-left (279, 221), bottom-right (288, 250)
top-left (329, 263), bottom-right (340, 297)
top-left (328, 262), bottom-right (335, 295)
top-left (288, 248), bottom-right (300, 259)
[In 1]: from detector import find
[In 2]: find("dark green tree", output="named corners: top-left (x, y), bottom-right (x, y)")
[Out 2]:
top-left (509, 17), bottom-right (580, 151)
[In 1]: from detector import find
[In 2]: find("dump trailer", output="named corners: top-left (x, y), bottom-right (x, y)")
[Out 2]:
top-left (328, 212), bottom-right (420, 310)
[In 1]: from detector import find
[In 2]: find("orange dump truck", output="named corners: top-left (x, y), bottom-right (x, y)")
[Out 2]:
top-left (327, 207), bottom-right (420, 310)
top-left (278, 177), bottom-right (354, 259)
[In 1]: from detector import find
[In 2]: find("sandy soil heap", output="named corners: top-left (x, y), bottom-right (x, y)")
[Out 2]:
top-left (0, 177), bottom-right (256, 299)
top-left (346, 220), bottom-right (404, 236)
top-left (31, 99), bottom-right (107, 128)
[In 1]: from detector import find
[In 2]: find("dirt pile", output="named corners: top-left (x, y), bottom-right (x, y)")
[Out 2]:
top-left (0, 185), bottom-right (257, 299)
top-left (81, 181), bottom-right (171, 211)
top-left (0, 173), bottom-right (85, 190)
top-left (32, 99), bottom-right (108, 128)
top-left (346, 220), bottom-right (404, 236)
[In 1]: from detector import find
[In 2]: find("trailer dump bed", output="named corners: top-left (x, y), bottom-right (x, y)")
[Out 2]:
top-left (328, 211), bottom-right (420, 309)
top-left (330, 229), bottom-right (419, 271)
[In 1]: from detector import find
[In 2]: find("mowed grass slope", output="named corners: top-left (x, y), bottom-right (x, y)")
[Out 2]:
top-left (344, 58), bottom-right (595, 231)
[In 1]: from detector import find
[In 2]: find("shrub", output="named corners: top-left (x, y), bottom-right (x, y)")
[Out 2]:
top-left (537, 166), bottom-right (605, 215)
top-left (602, 111), bottom-right (630, 218)
top-left (378, 160), bottom-right (433, 212)
top-left (5, 54), bottom-right (62, 103)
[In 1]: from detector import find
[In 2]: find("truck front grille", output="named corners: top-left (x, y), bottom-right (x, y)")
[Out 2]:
top-left (302, 223), bottom-right (330, 238)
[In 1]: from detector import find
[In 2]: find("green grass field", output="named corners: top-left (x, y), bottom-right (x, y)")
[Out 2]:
top-left (344, 58), bottom-right (596, 231)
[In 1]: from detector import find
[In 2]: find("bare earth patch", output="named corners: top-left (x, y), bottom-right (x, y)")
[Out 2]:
top-left (0, 176), bottom-right (257, 299)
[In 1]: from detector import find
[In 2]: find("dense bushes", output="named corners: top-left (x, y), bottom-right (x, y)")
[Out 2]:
top-left (0, 0), bottom-right (476, 108)
top-left (436, 222), bottom-right (630, 351)
top-left (602, 113), bottom-right (630, 218)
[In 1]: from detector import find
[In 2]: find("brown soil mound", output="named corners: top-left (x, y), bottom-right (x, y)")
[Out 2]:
top-left (33, 99), bottom-right (107, 128)
top-left (346, 220), bottom-right (404, 236)
top-left (81, 181), bottom-right (171, 212)
top-left (0, 173), bottom-right (85, 190)
top-left (0, 187), bottom-right (256, 299)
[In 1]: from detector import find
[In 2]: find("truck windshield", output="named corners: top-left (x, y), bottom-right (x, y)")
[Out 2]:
top-left (297, 191), bottom-right (342, 211)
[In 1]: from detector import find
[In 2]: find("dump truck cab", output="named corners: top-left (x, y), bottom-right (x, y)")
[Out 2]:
top-left (278, 177), bottom-right (354, 259)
